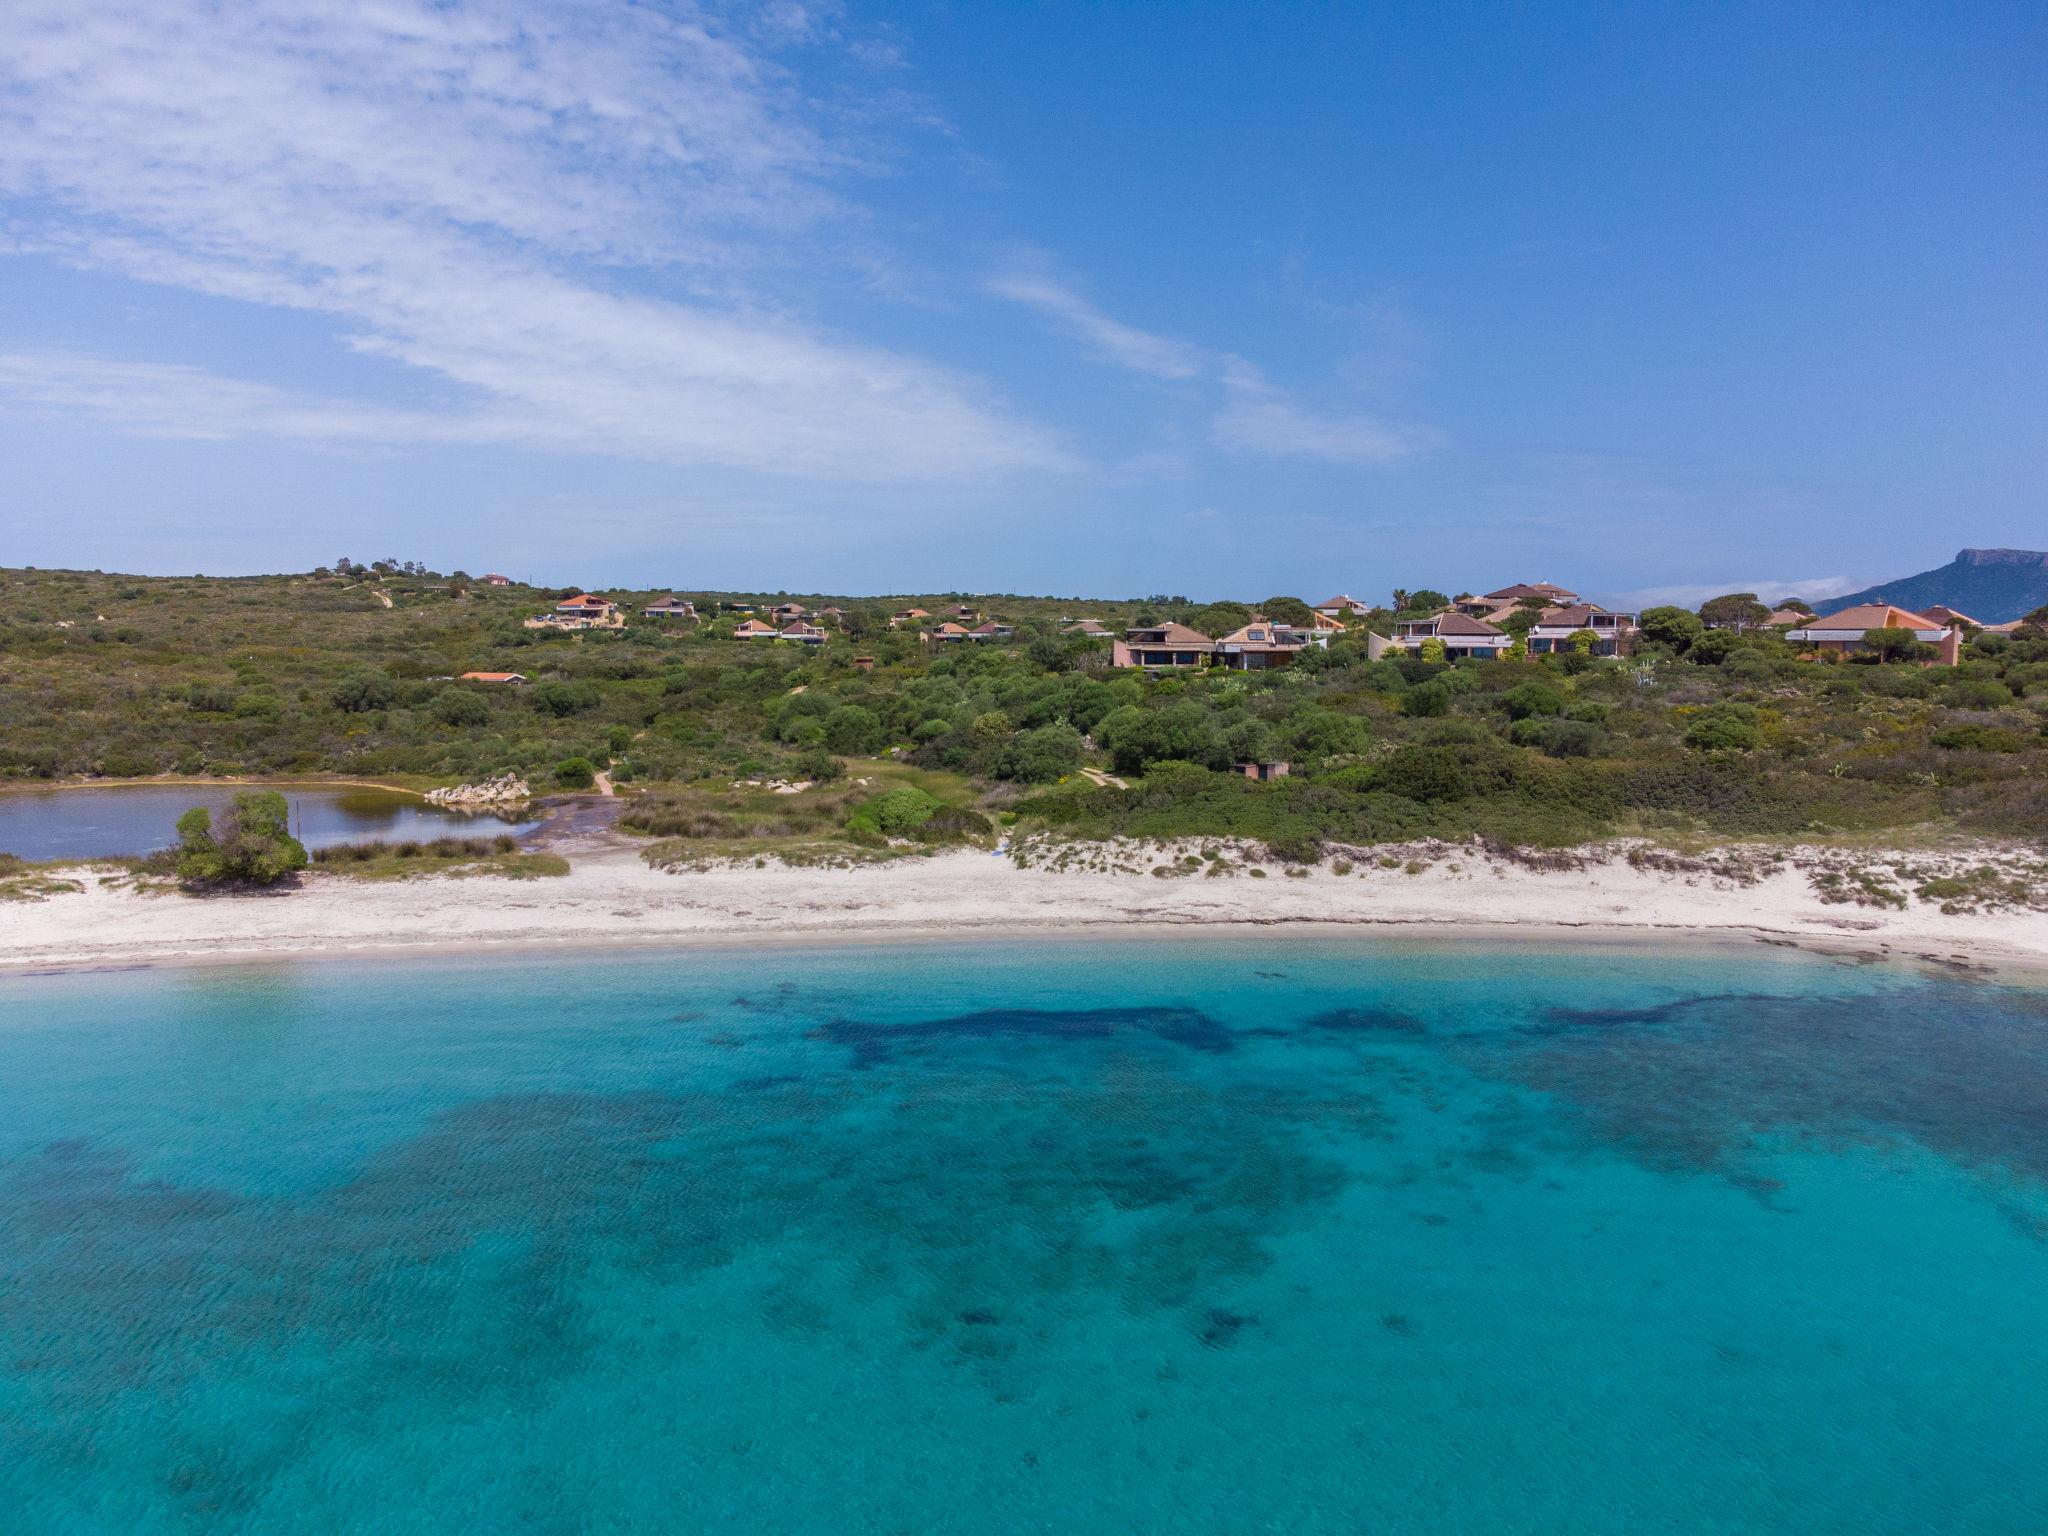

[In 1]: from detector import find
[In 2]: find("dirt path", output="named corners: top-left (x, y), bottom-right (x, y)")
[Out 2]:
top-left (593, 771), bottom-right (616, 797)
top-left (1079, 767), bottom-right (1128, 789)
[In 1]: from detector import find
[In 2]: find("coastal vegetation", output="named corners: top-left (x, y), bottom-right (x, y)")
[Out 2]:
top-left (3, 566), bottom-right (2047, 870)
top-left (311, 834), bottom-right (569, 881)
top-left (173, 790), bottom-right (308, 887)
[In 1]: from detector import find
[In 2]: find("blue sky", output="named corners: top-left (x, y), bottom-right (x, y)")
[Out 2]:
top-left (1, 0), bottom-right (2041, 605)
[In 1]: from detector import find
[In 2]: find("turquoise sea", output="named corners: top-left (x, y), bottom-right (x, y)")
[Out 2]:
top-left (1, 936), bottom-right (2044, 1534)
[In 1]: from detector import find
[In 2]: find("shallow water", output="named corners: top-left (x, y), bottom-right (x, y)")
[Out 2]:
top-left (1, 936), bottom-right (2044, 1533)
top-left (0, 783), bottom-right (533, 860)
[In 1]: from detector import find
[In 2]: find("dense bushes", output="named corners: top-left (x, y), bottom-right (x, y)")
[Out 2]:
top-left (173, 791), bottom-right (308, 886)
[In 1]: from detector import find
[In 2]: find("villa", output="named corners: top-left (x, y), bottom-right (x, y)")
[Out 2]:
top-left (1525, 604), bottom-right (1639, 657)
top-left (968, 621), bottom-right (1016, 641)
top-left (1785, 605), bottom-right (1962, 664)
top-left (1213, 620), bottom-right (1327, 670)
top-left (922, 622), bottom-right (974, 644)
top-left (457, 671), bottom-right (527, 685)
top-left (778, 622), bottom-right (826, 645)
top-left (733, 618), bottom-right (779, 639)
top-left (1481, 581), bottom-right (1579, 607)
top-left (1919, 605), bottom-right (1983, 628)
top-left (481, 573), bottom-right (511, 587)
top-left (640, 596), bottom-right (697, 620)
top-left (524, 593), bottom-right (623, 631)
top-left (1369, 612), bottom-right (1511, 660)
top-left (1112, 622), bottom-right (1215, 668)
top-left (1314, 594), bottom-right (1374, 619)
top-left (1062, 619), bottom-right (1111, 636)
top-left (889, 607), bottom-right (931, 628)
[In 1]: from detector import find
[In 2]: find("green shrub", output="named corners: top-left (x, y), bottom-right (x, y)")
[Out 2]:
top-left (555, 756), bottom-right (597, 788)
top-left (846, 786), bottom-right (944, 840)
top-left (1403, 681), bottom-right (1452, 718)
top-left (1510, 718), bottom-right (1607, 757)
top-left (531, 681), bottom-right (601, 717)
top-left (1944, 679), bottom-right (2015, 710)
top-left (1502, 681), bottom-right (1566, 720)
top-left (433, 688), bottom-right (491, 727)
top-left (794, 746), bottom-right (845, 782)
top-left (1684, 704), bottom-right (1762, 752)
top-left (173, 791), bottom-right (309, 886)
top-left (1931, 724), bottom-right (2028, 753)
top-left (330, 669), bottom-right (395, 713)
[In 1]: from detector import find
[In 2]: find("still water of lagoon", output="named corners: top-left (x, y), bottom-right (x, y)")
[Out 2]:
top-left (0, 783), bottom-right (534, 860)
top-left (1, 935), bottom-right (2044, 1534)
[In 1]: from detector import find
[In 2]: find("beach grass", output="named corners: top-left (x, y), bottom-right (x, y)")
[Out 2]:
top-left (311, 834), bottom-right (569, 881)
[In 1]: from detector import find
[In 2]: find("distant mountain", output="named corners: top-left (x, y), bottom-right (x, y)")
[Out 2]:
top-left (1818, 548), bottom-right (2048, 625)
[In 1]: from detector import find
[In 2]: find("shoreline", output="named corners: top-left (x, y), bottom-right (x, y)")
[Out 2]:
top-left (0, 774), bottom-right (441, 797)
top-left (4, 842), bottom-right (2044, 981)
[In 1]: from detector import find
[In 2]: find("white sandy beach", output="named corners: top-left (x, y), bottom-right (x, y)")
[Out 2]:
top-left (3, 839), bottom-right (2044, 974)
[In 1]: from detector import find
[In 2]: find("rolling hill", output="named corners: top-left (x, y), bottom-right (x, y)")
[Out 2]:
top-left (1819, 548), bottom-right (2048, 624)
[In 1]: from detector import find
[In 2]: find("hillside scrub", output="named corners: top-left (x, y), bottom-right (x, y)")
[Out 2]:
top-left (5, 568), bottom-right (2048, 862)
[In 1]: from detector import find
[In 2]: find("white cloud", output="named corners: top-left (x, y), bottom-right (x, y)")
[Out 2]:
top-left (986, 271), bottom-right (1205, 380)
top-left (1622, 576), bottom-right (1852, 609)
top-left (989, 270), bottom-right (1439, 466)
top-left (0, 351), bottom-right (503, 446)
top-left (0, 0), bottom-right (1069, 480)
top-left (1212, 361), bottom-right (1443, 465)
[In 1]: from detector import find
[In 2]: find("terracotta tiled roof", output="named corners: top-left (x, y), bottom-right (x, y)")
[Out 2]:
top-left (1126, 622), bottom-right (1214, 646)
top-left (1483, 582), bottom-right (1576, 602)
top-left (1800, 604), bottom-right (1943, 631)
top-left (1430, 612), bottom-right (1507, 637)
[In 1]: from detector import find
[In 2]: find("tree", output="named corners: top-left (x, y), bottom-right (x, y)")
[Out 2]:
top-left (1260, 596), bottom-right (1314, 628)
top-left (1503, 608), bottom-right (1542, 636)
top-left (1502, 681), bottom-right (1565, 720)
top-left (794, 746), bottom-right (844, 782)
top-left (1686, 628), bottom-right (1743, 665)
top-left (1418, 636), bottom-right (1447, 664)
top-left (1863, 625), bottom-right (1928, 665)
top-left (432, 688), bottom-right (490, 727)
top-left (1638, 606), bottom-right (1704, 652)
top-left (1398, 589), bottom-right (1452, 616)
top-left (531, 680), bottom-right (600, 716)
top-left (998, 723), bottom-right (1083, 782)
top-left (823, 704), bottom-right (884, 755)
top-left (330, 668), bottom-right (395, 713)
top-left (1698, 592), bottom-right (1770, 630)
top-left (1684, 704), bottom-right (1761, 751)
top-left (1025, 635), bottom-right (1070, 673)
top-left (555, 756), bottom-right (597, 788)
top-left (1403, 680), bottom-right (1452, 717)
top-left (174, 791), bottom-right (309, 886)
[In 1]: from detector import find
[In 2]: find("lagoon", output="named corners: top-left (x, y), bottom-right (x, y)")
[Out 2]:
top-left (1, 935), bottom-right (2043, 1533)
top-left (0, 782), bottom-right (534, 861)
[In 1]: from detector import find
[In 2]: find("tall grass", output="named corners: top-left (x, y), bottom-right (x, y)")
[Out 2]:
top-left (312, 834), bottom-right (520, 864)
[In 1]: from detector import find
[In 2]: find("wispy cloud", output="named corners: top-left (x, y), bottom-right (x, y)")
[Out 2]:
top-left (986, 270), bottom-right (1205, 380)
top-left (989, 266), bottom-right (1440, 466)
top-left (0, 351), bottom-right (501, 446)
top-left (1212, 360), bottom-right (1444, 465)
top-left (0, 0), bottom-right (1069, 479)
top-left (1622, 576), bottom-right (1852, 609)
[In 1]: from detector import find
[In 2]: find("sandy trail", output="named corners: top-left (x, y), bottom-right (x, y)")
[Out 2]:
top-left (3, 840), bottom-right (2043, 975)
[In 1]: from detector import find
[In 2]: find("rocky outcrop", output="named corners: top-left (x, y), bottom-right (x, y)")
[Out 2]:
top-left (425, 774), bottom-right (530, 809)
